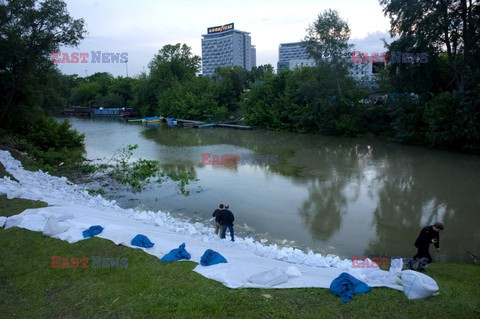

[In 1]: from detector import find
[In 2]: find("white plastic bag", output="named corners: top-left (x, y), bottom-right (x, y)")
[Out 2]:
top-left (402, 270), bottom-right (439, 299)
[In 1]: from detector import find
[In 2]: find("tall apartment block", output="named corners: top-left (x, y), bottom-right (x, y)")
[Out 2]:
top-left (201, 23), bottom-right (256, 76)
top-left (277, 42), bottom-right (316, 71)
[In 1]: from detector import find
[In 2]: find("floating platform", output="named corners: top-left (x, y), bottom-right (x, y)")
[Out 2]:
top-left (215, 123), bottom-right (252, 130)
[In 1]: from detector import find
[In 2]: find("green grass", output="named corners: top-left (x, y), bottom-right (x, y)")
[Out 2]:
top-left (0, 226), bottom-right (479, 319)
top-left (1, 145), bottom-right (479, 318)
top-left (0, 195), bottom-right (48, 217)
top-left (0, 162), bottom-right (49, 217)
top-left (0, 162), bottom-right (17, 183)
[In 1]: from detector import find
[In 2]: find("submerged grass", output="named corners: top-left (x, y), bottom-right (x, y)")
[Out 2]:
top-left (0, 226), bottom-right (479, 318)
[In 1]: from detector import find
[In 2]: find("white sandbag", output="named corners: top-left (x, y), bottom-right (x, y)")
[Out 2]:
top-left (248, 268), bottom-right (289, 286)
top-left (383, 258), bottom-right (404, 286)
top-left (0, 216), bottom-right (7, 227)
top-left (4, 215), bottom-right (23, 228)
top-left (390, 258), bottom-right (403, 274)
top-left (286, 266), bottom-right (302, 277)
top-left (43, 216), bottom-right (69, 236)
top-left (402, 270), bottom-right (439, 299)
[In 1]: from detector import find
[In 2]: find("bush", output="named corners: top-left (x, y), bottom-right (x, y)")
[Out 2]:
top-left (5, 116), bottom-right (88, 176)
top-left (424, 91), bottom-right (480, 153)
top-left (25, 116), bottom-right (84, 151)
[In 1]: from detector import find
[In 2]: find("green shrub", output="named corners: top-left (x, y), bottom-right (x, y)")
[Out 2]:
top-left (25, 116), bottom-right (84, 151)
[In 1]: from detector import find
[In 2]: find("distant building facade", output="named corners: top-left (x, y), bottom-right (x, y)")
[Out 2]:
top-left (350, 57), bottom-right (385, 89)
top-left (277, 42), bottom-right (316, 71)
top-left (201, 23), bottom-right (256, 76)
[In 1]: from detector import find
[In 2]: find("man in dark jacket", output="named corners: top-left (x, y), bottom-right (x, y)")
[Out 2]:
top-left (410, 222), bottom-right (444, 271)
top-left (219, 204), bottom-right (235, 241)
top-left (212, 204), bottom-right (224, 236)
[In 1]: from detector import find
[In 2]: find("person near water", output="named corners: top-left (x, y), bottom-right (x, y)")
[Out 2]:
top-left (219, 204), bottom-right (235, 241)
top-left (410, 222), bottom-right (444, 271)
top-left (212, 204), bottom-right (224, 236)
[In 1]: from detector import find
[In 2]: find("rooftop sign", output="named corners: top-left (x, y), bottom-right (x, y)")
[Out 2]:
top-left (207, 23), bottom-right (234, 34)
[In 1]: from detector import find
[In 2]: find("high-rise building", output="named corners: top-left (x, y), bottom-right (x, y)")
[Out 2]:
top-left (277, 42), bottom-right (316, 71)
top-left (350, 55), bottom-right (386, 89)
top-left (201, 23), bottom-right (256, 76)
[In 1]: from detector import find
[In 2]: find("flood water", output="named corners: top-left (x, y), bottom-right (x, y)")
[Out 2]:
top-left (66, 117), bottom-right (480, 263)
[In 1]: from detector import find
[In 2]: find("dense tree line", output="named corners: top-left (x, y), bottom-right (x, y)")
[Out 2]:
top-left (1, 1), bottom-right (479, 155)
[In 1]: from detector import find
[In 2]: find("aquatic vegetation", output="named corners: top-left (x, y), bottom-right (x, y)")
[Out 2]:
top-left (93, 144), bottom-right (197, 194)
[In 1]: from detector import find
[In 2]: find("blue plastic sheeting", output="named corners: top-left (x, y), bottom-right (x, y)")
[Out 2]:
top-left (82, 225), bottom-right (104, 238)
top-left (330, 272), bottom-right (371, 302)
top-left (160, 243), bottom-right (191, 262)
top-left (131, 234), bottom-right (155, 248)
top-left (200, 249), bottom-right (227, 266)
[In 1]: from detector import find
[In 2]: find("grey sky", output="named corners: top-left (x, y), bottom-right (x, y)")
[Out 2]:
top-left (57, 0), bottom-right (394, 77)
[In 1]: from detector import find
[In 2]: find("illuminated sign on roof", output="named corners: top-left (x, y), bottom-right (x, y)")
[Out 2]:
top-left (207, 23), bottom-right (234, 34)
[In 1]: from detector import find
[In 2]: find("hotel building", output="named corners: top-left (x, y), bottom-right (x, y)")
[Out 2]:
top-left (277, 42), bottom-right (316, 71)
top-left (201, 23), bottom-right (256, 76)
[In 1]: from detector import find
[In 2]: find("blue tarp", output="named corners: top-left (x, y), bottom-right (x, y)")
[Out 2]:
top-left (82, 225), bottom-right (104, 238)
top-left (329, 272), bottom-right (371, 302)
top-left (160, 243), bottom-right (191, 262)
top-left (200, 249), bottom-right (227, 266)
top-left (131, 234), bottom-right (155, 248)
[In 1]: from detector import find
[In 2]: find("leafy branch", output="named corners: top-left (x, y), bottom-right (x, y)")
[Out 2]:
top-left (89, 144), bottom-right (197, 194)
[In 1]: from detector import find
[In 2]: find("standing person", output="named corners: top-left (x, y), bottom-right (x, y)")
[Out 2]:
top-left (220, 204), bottom-right (235, 242)
top-left (212, 204), bottom-right (224, 236)
top-left (410, 222), bottom-right (444, 271)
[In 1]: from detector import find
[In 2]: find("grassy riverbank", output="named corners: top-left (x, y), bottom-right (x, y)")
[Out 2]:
top-left (0, 225), bottom-right (479, 319)
top-left (0, 171), bottom-right (479, 318)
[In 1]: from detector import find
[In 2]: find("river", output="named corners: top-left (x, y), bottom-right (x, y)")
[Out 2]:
top-left (66, 117), bottom-right (480, 263)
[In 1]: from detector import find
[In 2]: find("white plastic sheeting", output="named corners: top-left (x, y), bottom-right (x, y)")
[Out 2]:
top-left (0, 150), bottom-right (439, 296)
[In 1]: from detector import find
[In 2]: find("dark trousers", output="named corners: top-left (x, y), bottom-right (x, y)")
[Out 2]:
top-left (221, 224), bottom-right (234, 241)
top-left (411, 245), bottom-right (432, 269)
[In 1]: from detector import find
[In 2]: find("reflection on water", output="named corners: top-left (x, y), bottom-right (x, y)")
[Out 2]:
top-left (67, 117), bottom-right (480, 262)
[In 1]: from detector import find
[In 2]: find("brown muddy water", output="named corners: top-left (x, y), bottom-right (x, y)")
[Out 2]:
top-left (67, 117), bottom-right (480, 263)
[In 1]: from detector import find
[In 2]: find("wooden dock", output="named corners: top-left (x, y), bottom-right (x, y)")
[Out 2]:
top-left (215, 123), bottom-right (252, 130)
top-left (176, 119), bottom-right (252, 130)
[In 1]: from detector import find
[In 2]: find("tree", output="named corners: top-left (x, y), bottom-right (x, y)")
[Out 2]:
top-left (131, 72), bottom-right (156, 116)
top-left (70, 82), bottom-right (101, 106)
top-left (148, 43), bottom-right (201, 90)
top-left (213, 66), bottom-right (248, 113)
top-left (248, 64), bottom-right (275, 83)
top-left (303, 9), bottom-right (353, 66)
top-left (109, 76), bottom-right (135, 106)
top-left (380, 0), bottom-right (480, 92)
top-left (0, 0), bottom-right (86, 126)
top-left (86, 72), bottom-right (114, 96)
top-left (303, 9), bottom-right (354, 96)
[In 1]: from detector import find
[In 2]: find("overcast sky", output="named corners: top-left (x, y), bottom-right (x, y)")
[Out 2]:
top-left (57, 0), bottom-right (394, 77)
